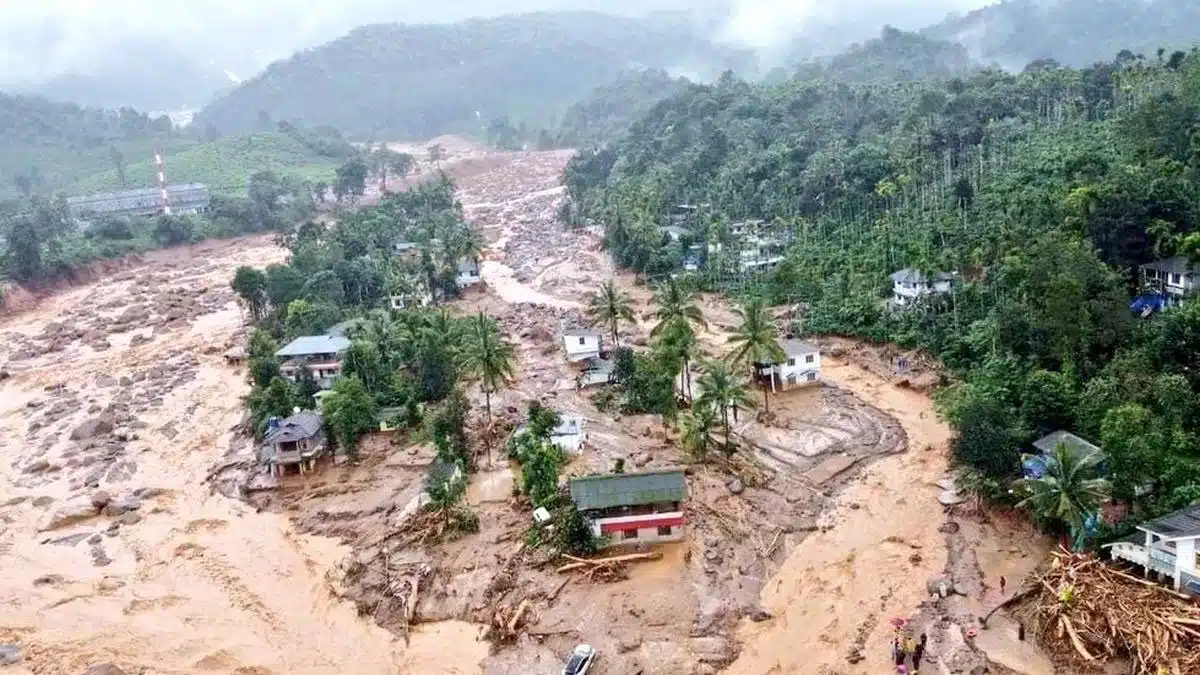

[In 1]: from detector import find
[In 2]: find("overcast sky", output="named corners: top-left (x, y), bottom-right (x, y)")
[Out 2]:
top-left (0, 0), bottom-right (988, 84)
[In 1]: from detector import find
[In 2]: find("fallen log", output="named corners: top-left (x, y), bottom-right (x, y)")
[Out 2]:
top-left (507, 599), bottom-right (530, 633)
top-left (555, 551), bottom-right (662, 573)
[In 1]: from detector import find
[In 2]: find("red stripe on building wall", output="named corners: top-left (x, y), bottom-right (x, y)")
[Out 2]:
top-left (599, 515), bottom-right (686, 534)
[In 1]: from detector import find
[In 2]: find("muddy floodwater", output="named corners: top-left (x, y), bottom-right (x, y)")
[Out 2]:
top-left (0, 141), bottom-right (1050, 675)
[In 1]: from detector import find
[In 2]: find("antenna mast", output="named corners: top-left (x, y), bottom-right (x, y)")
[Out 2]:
top-left (155, 150), bottom-right (173, 216)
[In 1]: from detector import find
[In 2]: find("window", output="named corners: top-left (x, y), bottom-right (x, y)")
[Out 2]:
top-left (623, 529), bottom-right (639, 540)
top-left (805, 354), bottom-right (814, 363)
top-left (1171, 273), bottom-right (1183, 285)
top-left (806, 372), bottom-right (816, 382)
top-left (786, 374), bottom-right (796, 385)
top-left (657, 526), bottom-right (673, 536)
top-left (578, 337), bottom-right (586, 345)
top-left (787, 358), bottom-right (795, 366)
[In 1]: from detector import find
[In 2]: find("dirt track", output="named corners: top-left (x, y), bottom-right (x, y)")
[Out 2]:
top-left (0, 142), bottom-right (1050, 674)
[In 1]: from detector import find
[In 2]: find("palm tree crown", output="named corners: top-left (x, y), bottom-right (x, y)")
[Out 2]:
top-left (586, 280), bottom-right (636, 347)
top-left (1014, 441), bottom-right (1111, 548)
top-left (460, 312), bottom-right (516, 464)
top-left (695, 359), bottom-right (755, 452)
top-left (651, 277), bottom-right (707, 337)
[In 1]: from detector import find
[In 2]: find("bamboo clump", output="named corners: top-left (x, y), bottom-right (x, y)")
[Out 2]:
top-left (1014, 549), bottom-right (1200, 675)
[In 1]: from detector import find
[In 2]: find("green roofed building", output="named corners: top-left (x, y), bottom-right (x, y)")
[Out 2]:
top-left (569, 469), bottom-right (688, 548)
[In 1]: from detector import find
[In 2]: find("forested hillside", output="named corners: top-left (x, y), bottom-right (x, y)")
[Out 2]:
top-left (554, 69), bottom-right (696, 148)
top-left (194, 12), bottom-right (748, 140)
top-left (926, 0), bottom-right (1200, 68)
top-left (565, 46), bottom-right (1200, 532)
top-left (794, 27), bottom-right (977, 84)
top-left (0, 92), bottom-right (190, 200)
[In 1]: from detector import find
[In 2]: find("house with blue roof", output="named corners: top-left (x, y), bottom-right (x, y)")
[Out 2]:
top-left (275, 335), bottom-right (351, 390)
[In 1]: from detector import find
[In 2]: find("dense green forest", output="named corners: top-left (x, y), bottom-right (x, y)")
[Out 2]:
top-left (925, 0), bottom-right (1200, 68)
top-left (564, 42), bottom-right (1200, 539)
top-left (553, 69), bottom-right (695, 148)
top-left (194, 12), bottom-right (749, 140)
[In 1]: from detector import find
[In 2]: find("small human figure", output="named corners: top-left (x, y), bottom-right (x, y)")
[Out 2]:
top-left (912, 633), bottom-right (927, 674)
top-left (999, 575), bottom-right (1007, 595)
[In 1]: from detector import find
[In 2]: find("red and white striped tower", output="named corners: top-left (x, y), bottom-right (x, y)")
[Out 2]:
top-left (155, 150), bottom-right (172, 216)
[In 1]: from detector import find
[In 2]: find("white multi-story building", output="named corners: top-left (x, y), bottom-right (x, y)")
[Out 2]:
top-left (754, 339), bottom-right (821, 392)
top-left (1105, 504), bottom-right (1200, 596)
top-left (890, 268), bottom-right (953, 307)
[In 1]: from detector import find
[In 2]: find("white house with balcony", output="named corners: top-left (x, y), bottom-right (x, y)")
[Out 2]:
top-left (890, 268), bottom-right (954, 308)
top-left (1140, 256), bottom-right (1200, 300)
top-left (275, 335), bottom-right (351, 390)
top-left (562, 327), bottom-right (603, 362)
top-left (569, 469), bottom-right (688, 548)
top-left (752, 339), bottom-right (821, 392)
top-left (1105, 504), bottom-right (1200, 596)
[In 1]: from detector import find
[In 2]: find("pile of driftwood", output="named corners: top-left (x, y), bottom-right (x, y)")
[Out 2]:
top-left (1015, 550), bottom-right (1200, 675)
top-left (556, 552), bottom-right (661, 583)
top-left (488, 599), bottom-right (532, 642)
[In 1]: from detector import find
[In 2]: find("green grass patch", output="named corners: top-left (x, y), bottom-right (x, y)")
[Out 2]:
top-left (69, 132), bottom-right (338, 196)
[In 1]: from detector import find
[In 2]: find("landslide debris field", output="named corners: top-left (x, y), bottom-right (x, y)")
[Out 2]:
top-left (0, 141), bottom-right (1047, 675)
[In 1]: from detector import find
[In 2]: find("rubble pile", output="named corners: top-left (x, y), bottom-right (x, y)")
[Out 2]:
top-left (1014, 549), bottom-right (1200, 674)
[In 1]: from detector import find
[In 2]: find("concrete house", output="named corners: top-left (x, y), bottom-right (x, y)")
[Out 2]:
top-left (577, 356), bottom-right (616, 388)
top-left (1022, 431), bottom-right (1106, 478)
top-left (549, 415), bottom-right (587, 454)
top-left (890, 268), bottom-right (953, 307)
top-left (1141, 256), bottom-right (1200, 298)
top-left (455, 258), bottom-right (482, 288)
top-left (276, 335), bottom-right (351, 390)
top-left (389, 288), bottom-right (433, 310)
top-left (753, 339), bottom-right (821, 392)
top-left (261, 410), bottom-right (326, 476)
top-left (562, 328), bottom-right (603, 362)
top-left (569, 469), bottom-right (688, 548)
top-left (1105, 504), bottom-right (1200, 595)
top-left (393, 241), bottom-right (421, 260)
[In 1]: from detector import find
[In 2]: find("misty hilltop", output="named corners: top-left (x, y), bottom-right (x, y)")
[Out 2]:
top-left (194, 11), bottom-right (749, 140)
top-left (925, 0), bottom-right (1200, 68)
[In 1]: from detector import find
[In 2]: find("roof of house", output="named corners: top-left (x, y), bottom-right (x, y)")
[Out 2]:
top-left (1142, 256), bottom-right (1197, 275)
top-left (563, 328), bottom-right (603, 338)
top-left (551, 415), bottom-right (585, 437)
top-left (275, 335), bottom-right (351, 358)
top-left (325, 321), bottom-right (354, 338)
top-left (1138, 504), bottom-right (1200, 539)
top-left (582, 356), bottom-right (614, 372)
top-left (456, 258), bottom-right (480, 273)
top-left (663, 226), bottom-right (688, 239)
top-left (779, 338), bottom-right (819, 357)
top-left (263, 411), bottom-right (324, 444)
top-left (1032, 430), bottom-right (1101, 457)
top-left (66, 183), bottom-right (210, 215)
top-left (394, 241), bottom-right (419, 251)
top-left (890, 268), bottom-right (955, 284)
top-left (569, 468), bottom-right (688, 511)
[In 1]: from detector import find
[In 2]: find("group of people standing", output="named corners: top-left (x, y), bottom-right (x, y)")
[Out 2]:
top-left (891, 628), bottom-right (927, 674)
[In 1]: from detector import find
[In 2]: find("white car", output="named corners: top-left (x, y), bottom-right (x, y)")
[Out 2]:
top-left (561, 644), bottom-right (597, 675)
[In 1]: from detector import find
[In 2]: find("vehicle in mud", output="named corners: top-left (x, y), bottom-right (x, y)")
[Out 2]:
top-left (562, 644), bottom-right (597, 675)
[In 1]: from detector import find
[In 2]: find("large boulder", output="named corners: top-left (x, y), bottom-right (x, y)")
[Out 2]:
top-left (40, 497), bottom-right (100, 531)
top-left (101, 495), bottom-right (142, 518)
top-left (0, 644), bottom-right (20, 665)
top-left (85, 664), bottom-right (127, 675)
top-left (70, 415), bottom-right (114, 441)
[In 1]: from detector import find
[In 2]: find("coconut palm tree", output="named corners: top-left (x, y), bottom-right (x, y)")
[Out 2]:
top-left (459, 312), bottom-right (515, 465)
top-left (726, 295), bottom-right (785, 413)
top-left (695, 359), bottom-right (755, 453)
top-left (1014, 442), bottom-right (1111, 550)
top-left (679, 403), bottom-right (718, 463)
top-left (651, 277), bottom-right (707, 337)
top-left (586, 280), bottom-right (636, 348)
top-left (655, 319), bottom-right (699, 401)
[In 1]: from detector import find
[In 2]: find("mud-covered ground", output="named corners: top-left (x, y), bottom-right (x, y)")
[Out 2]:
top-left (0, 140), bottom-right (1051, 675)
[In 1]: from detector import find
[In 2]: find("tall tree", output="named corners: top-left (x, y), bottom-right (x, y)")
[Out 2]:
top-left (726, 295), bottom-right (785, 412)
top-left (460, 312), bottom-right (516, 465)
top-left (231, 266), bottom-right (269, 321)
top-left (427, 144), bottom-right (445, 170)
top-left (322, 375), bottom-right (379, 461)
top-left (586, 280), bottom-right (636, 347)
top-left (679, 403), bottom-right (718, 462)
top-left (695, 359), bottom-right (755, 452)
top-left (109, 145), bottom-right (127, 187)
top-left (650, 277), bottom-right (707, 337)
